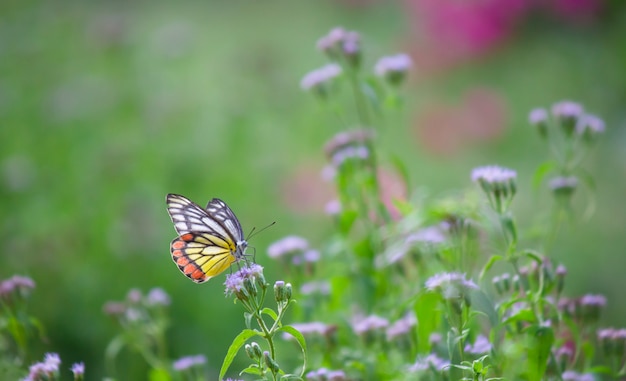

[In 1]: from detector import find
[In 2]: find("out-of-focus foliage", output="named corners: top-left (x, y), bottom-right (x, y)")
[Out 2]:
top-left (1, 0), bottom-right (625, 379)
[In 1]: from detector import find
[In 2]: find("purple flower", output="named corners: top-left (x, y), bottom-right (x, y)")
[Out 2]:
top-left (562, 370), bottom-right (595, 381)
top-left (374, 53), bottom-right (412, 85)
top-left (306, 368), bottom-right (346, 381)
top-left (323, 129), bottom-right (374, 159)
top-left (224, 263), bottom-right (264, 299)
top-left (408, 353), bottom-right (450, 372)
top-left (551, 100), bottom-right (584, 120)
top-left (172, 354), bottom-right (206, 371)
top-left (576, 113), bottom-right (605, 141)
top-left (464, 334), bottom-right (492, 354)
top-left (267, 236), bottom-right (309, 259)
top-left (282, 322), bottom-right (333, 340)
top-left (330, 145), bottom-right (369, 168)
top-left (352, 314), bottom-right (389, 335)
top-left (300, 280), bottom-right (331, 296)
top-left (471, 165), bottom-right (517, 185)
top-left (406, 225), bottom-right (447, 245)
top-left (70, 362), bottom-right (85, 378)
top-left (549, 176), bottom-right (578, 191)
top-left (300, 64), bottom-right (342, 93)
top-left (386, 313), bottom-right (417, 341)
top-left (146, 287), bottom-right (170, 306)
top-left (528, 108), bottom-right (548, 126)
top-left (43, 353), bottom-right (61, 372)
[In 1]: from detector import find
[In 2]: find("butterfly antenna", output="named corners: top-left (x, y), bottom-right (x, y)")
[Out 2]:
top-left (246, 221), bottom-right (276, 241)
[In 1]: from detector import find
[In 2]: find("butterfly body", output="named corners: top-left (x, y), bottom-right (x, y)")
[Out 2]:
top-left (166, 194), bottom-right (247, 283)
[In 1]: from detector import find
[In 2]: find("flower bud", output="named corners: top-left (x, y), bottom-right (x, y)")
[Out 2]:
top-left (263, 351), bottom-right (280, 373)
top-left (250, 342), bottom-right (263, 359)
top-left (274, 281), bottom-right (286, 303)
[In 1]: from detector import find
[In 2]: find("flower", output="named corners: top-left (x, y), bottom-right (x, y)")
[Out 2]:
top-left (282, 322), bottom-right (333, 340)
top-left (316, 27), bottom-right (361, 67)
top-left (306, 368), bottom-right (346, 381)
top-left (386, 313), bottom-right (417, 341)
top-left (471, 165), bottom-right (517, 185)
top-left (224, 263), bottom-right (265, 300)
top-left (352, 314), bottom-right (389, 335)
top-left (70, 362), bottom-right (85, 378)
top-left (43, 353), bottom-right (61, 372)
top-left (172, 354), bottom-right (206, 371)
top-left (471, 165), bottom-right (517, 212)
top-left (0, 275), bottom-right (35, 301)
top-left (464, 335), bottom-right (492, 354)
top-left (408, 353), bottom-right (450, 372)
top-left (324, 128), bottom-right (374, 160)
top-left (576, 113), bottom-right (605, 142)
top-left (425, 272), bottom-right (478, 295)
top-left (300, 64), bottom-right (342, 97)
top-left (549, 176), bottom-right (578, 192)
top-left (551, 100), bottom-right (584, 135)
top-left (375, 53), bottom-right (412, 85)
top-left (562, 370), bottom-right (595, 381)
top-left (406, 225), bottom-right (447, 245)
top-left (300, 280), bottom-right (331, 295)
top-left (146, 287), bottom-right (171, 306)
top-left (425, 272), bottom-right (478, 311)
top-left (528, 108), bottom-right (549, 138)
top-left (267, 236), bottom-right (309, 259)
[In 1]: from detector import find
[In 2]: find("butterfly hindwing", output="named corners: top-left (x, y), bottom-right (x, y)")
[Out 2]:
top-left (171, 232), bottom-right (236, 283)
top-left (166, 194), bottom-right (248, 283)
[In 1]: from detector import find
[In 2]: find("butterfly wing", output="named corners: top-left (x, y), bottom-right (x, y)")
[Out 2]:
top-left (205, 198), bottom-right (245, 244)
top-left (166, 194), bottom-right (243, 283)
top-left (171, 232), bottom-right (236, 283)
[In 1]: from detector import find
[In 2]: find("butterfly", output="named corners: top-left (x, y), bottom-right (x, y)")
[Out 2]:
top-left (166, 193), bottom-right (248, 283)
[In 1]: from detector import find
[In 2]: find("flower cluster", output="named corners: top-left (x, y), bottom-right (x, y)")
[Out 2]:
top-left (23, 353), bottom-right (84, 381)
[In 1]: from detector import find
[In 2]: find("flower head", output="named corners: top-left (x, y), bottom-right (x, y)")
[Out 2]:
top-left (300, 64), bottom-right (342, 97)
top-left (352, 314), bottom-right (389, 335)
top-left (528, 107), bottom-right (549, 138)
top-left (464, 335), bottom-right (492, 354)
top-left (408, 353), bottom-right (450, 372)
top-left (551, 100), bottom-right (584, 135)
top-left (267, 236), bottom-right (309, 259)
top-left (70, 362), bottom-right (85, 379)
top-left (172, 354), bottom-right (206, 371)
top-left (425, 272), bottom-right (478, 310)
top-left (386, 313), bottom-right (417, 341)
top-left (316, 27), bottom-right (361, 67)
top-left (224, 263), bottom-right (265, 301)
top-left (576, 113), bottom-right (605, 142)
top-left (146, 287), bottom-right (171, 307)
top-left (471, 165), bottom-right (517, 212)
top-left (375, 53), bottom-right (412, 85)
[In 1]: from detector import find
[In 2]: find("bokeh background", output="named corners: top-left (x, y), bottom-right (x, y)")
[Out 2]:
top-left (1, 0), bottom-right (625, 379)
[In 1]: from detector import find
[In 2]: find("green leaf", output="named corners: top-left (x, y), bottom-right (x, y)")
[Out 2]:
top-left (479, 255), bottom-right (504, 280)
top-left (469, 289), bottom-right (499, 327)
top-left (261, 308), bottom-right (278, 322)
top-left (532, 161), bottom-right (557, 190)
top-left (524, 325), bottom-right (554, 380)
top-left (240, 365), bottom-right (263, 375)
top-left (280, 374), bottom-right (304, 381)
top-left (148, 367), bottom-right (171, 381)
top-left (520, 250), bottom-right (543, 263)
top-left (219, 329), bottom-right (260, 380)
top-left (414, 292), bottom-right (441, 354)
top-left (278, 325), bottom-right (307, 377)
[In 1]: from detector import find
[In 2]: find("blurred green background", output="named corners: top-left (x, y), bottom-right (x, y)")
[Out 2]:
top-left (1, 0), bottom-right (625, 379)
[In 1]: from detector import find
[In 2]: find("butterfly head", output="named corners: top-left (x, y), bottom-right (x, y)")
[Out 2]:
top-left (236, 239), bottom-right (248, 259)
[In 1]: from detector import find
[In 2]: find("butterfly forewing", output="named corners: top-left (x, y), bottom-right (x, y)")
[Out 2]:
top-left (166, 194), bottom-right (246, 283)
